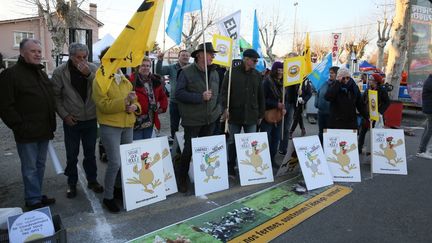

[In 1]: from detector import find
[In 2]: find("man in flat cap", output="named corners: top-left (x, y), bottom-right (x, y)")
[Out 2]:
top-left (221, 49), bottom-right (265, 177)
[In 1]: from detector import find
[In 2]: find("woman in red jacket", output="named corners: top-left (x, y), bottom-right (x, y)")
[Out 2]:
top-left (130, 56), bottom-right (168, 140)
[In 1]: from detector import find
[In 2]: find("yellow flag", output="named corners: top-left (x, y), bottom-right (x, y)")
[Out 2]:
top-left (368, 89), bottom-right (379, 121)
top-left (212, 34), bottom-right (233, 67)
top-left (284, 56), bottom-right (305, 87)
top-left (303, 32), bottom-right (312, 76)
top-left (95, 0), bottom-right (164, 94)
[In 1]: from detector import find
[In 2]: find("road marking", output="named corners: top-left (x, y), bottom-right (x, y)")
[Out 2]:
top-left (77, 166), bottom-right (120, 242)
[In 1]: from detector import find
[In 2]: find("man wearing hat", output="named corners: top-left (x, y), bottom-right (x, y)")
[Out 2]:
top-left (221, 49), bottom-right (265, 177)
top-left (175, 42), bottom-right (221, 193)
top-left (358, 73), bottom-right (390, 154)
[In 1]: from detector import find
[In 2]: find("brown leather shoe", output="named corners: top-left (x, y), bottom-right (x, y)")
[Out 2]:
top-left (88, 181), bottom-right (104, 193)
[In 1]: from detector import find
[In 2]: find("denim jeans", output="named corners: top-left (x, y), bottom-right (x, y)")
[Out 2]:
top-left (227, 123), bottom-right (257, 173)
top-left (178, 122), bottom-right (215, 181)
top-left (99, 125), bottom-right (133, 199)
top-left (260, 120), bottom-right (282, 166)
top-left (317, 112), bottom-right (329, 145)
top-left (16, 140), bottom-right (49, 205)
top-left (63, 119), bottom-right (98, 185)
top-left (170, 102), bottom-right (181, 138)
top-left (133, 126), bottom-right (153, 140)
top-left (279, 103), bottom-right (294, 154)
top-left (419, 114), bottom-right (432, 153)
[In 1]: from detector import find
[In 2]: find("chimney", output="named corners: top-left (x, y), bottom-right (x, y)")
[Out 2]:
top-left (89, 3), bottom-right (97, 19)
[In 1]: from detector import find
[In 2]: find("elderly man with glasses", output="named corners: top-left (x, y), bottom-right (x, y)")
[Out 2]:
top-left (221, 49), bottom-right (265, 177)
top-left (324, 67), bottom-right (368, 130)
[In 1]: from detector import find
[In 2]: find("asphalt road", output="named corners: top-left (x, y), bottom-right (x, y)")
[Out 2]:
top-left (1, 108), bottom-right (431, 243)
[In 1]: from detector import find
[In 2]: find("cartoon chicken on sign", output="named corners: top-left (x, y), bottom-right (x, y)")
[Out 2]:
top-left (305, 150), bottom-right (323, 178)
top-left (327, 141), bottom-right (357, 174)
top-left (374, 136), bottom-right (404, 167)
top-left (127, 152), bottom-right (162, 193)
top-left (200, 153), bottom-right (221, 183)
top-left (240, 140), bottom-right (269, 175)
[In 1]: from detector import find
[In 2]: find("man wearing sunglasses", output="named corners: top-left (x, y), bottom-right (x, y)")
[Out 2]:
top-left (221, 49), bottom-right (265, 177)
top-left (325, 67), bottom-right (368, 130)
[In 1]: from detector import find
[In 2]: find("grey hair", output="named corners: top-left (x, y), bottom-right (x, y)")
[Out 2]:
top-left (19, 38), bottom-right (41, 50)
top-left (69, 43), bottom-right (89, 56)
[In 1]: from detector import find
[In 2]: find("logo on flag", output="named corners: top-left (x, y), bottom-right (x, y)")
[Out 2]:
top-left (368, 89), bottom-right (379, 121)
top-left (216, 10), bottom-right (241, 40)
top-left (212, 34), bottom-right (233, 67)
top-left (284, 56), bottom-right (305, 87)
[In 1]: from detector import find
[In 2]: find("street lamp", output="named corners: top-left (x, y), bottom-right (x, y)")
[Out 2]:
top-left (292, 2), bottom-right (298, 52)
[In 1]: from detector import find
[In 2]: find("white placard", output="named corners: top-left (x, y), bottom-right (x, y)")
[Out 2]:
top-left (234, 132), bottom-right (274, 185)
top-left (324, 129), bottom-right (361, 182)
top-left (152, 137), bottom-right (177, 195)
top-left (120, 140), bottom-right (166, 211)
top-left (276, 141), bottom-right (298, 177)
top-left (371, 129), bottom-right (407, 175)
top-left (7, 207), bottom-right (54, 243)
top-left (293, 136), bottom-right (334, 190)
top-left (192, 135), bottom-right (229, 196)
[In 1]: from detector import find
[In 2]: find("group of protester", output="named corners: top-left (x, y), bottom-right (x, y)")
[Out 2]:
top-left (1, 38), bottom-right (431, 214)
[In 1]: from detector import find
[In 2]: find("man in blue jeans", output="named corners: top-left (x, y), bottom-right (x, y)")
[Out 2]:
top-left (0, 39), bottom-right (57, 209)
top-left (417, 72), bottom-right (432, 159)
top-left (51, 43), bottom-right (103, 198)
top-left (156, 50), bottom-right (190, 141)
top-left (221, 49), bottom-right (265, 177)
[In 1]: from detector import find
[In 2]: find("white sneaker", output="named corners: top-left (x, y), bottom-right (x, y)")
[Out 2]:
top-left (416, 152), bottom-right (432, 160)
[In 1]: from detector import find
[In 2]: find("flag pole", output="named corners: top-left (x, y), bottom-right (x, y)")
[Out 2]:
top-left (199, 11), bottom-right (209, 91)
top-left (163, 0), bottom-right (166, 52)
top-left (281, 86), bottom-right (285, 140)
top-left (224, 62), bottom-right (233, 134)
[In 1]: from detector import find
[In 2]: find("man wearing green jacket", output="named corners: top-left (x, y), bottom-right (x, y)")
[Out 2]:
top-left (175, 43), bottom-right (221, 193)
top-left (221, 49), bottom-right (265, 177)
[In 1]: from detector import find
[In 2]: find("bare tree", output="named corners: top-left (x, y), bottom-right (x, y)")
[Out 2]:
top-left (376, 18), bottom-right (392, 70)
top-left (181, 0), bottom-right (220, 53)
top-left (385, 0), bottom-right (411, 99)
top-left (258, 8), bottom-right (285, 62)
top-left (24, 0), bottom-right (84, 59)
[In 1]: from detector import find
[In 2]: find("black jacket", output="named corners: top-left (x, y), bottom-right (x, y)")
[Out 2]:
top-left (423, 74), bottom-right (432, 114)
top-left (361, 86), bottom-right (390, 115)
top-left (0, 57), bottom-right (56, 143)
top-left (325, 78), bottom-right (367, 129)
top-left (221, 62), bottom-right (265, 125)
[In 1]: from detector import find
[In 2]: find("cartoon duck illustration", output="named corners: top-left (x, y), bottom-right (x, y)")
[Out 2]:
top-left (200, 153), bottom-right (220, 182)
top-left (127, 152), bottom-right (162, 193)
top-left (374, 136), bottom-right (404, 166)
top-left (240, 140), bottom-right (269, 175)
top-left (305, 150), bottom-right (323, 177)
top-left (327, 141), bottom-right (357, 174)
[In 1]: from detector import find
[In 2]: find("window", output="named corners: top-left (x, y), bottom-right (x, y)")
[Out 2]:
top-left (13, 32), bottom-right (35, 47)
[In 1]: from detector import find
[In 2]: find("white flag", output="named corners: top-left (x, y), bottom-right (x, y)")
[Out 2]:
top-left (216, 10), bottom-right (241, 40)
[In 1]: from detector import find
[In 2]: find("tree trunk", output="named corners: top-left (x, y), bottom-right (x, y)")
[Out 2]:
top-left (376, 44), bottom-right (385, 70)
top-left (385, 0), bottom-right (411, 100)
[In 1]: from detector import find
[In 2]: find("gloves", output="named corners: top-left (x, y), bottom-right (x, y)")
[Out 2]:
top-left (297, 97), bottom-right (304, 104)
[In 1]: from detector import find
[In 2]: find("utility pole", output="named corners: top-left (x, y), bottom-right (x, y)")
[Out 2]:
top-left (292, 2), bottom-right (298, 52)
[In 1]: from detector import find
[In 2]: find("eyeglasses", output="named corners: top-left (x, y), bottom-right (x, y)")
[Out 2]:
top-left (343, 77), bottom-right (350, 80)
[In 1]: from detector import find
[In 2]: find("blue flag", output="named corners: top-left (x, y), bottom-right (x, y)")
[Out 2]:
top-left (166, 0), bottom-right (202, 45)
top-left (252, 10), bottom-right (265, 72)
top-left (307, 53), bottom-right (333, 91)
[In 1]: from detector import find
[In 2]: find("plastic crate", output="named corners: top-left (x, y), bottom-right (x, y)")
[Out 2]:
top-left (0, 215), bottom-right (66, 243)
